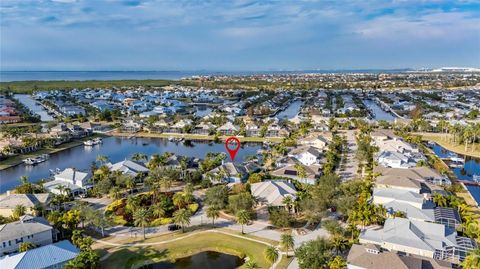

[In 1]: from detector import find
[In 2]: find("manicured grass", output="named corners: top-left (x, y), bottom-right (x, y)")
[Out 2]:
top-left (417, 132), bottom-right (480, 158)
top-left (111, 131), bottom-right (283, 143)
top-left (98, 231), bottom-right (276, 269)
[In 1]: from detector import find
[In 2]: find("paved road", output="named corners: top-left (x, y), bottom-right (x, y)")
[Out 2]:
top-left (338, 130), bottom-right (359, 181)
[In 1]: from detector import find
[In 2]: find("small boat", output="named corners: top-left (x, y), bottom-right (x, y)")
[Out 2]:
top-left (142, 142), bottom-right (149, 146)
top-left (449, 157), bottom-right (464, 163)
top-left (23, 158), bottom-right (38, 165)
top-left (84, 140), bottom-right (94, 146)
top-left (93, 137), bottom-right (103, 144)
top-left (473, 175), bottom-right (480, 183)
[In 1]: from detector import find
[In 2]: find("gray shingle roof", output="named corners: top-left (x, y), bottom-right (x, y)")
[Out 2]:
top-left (0, 217), bottom-right (53, 242)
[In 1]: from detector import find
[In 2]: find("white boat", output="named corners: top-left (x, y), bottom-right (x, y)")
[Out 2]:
top-left (23, 158), bottom-right (38, 165)
top-left (84, 140), bottom-right (94, 146)
top-left (93, 137), bottom-right (103, 144)
top-left (473, 175), bottom-right (480, 183)
top-left (449, 157), bottom-right (464, 163)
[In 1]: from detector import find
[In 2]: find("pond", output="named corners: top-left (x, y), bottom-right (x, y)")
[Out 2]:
top-left (0, 137), bottom-right (262, 193)
top-left (363, 99), bottom-right (396, 121)
top-left (277, 100), bottom-right (303, 119)
top-left (427, 142), bottom-right (480, 205)
top-left (140, 251), bottom-right (244, 269)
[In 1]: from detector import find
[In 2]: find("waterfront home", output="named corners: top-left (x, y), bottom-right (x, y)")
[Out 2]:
top-left (0, 215), bottom-right (55, 256)
top-left (107, 160), bottom-right (148, 178)
top-left (79, 122), bottom-right (102, 134)
top-left (377, 151), bottom-right (416, 168)
top-left (0, 240), bottom-right (79, 269)
top-left (165, 119), bottom-right (192, 134)
top-left (122, 119), bottom-right (142, 133)
top-left (217, 122), bottom-right (239, 136)
top-left (251, 180), bottom-right (297, 208)
top-left (266, 123), bottom-right (289, 137)
top-left (347, 244), bottom-right (452, 269)
top-left (145, 119), bottom-right (169, 133)
top-left (359, 218), bottom-right (476, 264)
top-left (374, 166), bottom-right (451, 186)
top-left (245, 123), bottom-right (260, 137)
top-left (288, 146), bottom-right (322, 166)
top-left (375, 175), bottom-right (423, 193)
top-left (205, 162), bottom-right (247, 184)
top-left (299, 134), bottom-right (328, 150)
top-left (0, 116), bottom-right (21, 124)
top-left (192, 122), bottom-right (215, 135)
top-left (0, 194), bottom-right (52, 218)
top-left (44, 168), bottom-right (91, 196)
top-left (271, 160), bottom-right (321, 185)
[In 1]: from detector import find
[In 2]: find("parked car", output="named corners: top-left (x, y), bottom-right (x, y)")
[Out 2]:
top-left (168, 224), bottom-right (181, 231)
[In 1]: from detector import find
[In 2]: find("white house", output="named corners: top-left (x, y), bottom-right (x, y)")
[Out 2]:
top-left (107, 160), bottom-right (148, 177)
top-left (288, 146), bottom-right (322, 166)
top-left (44, 168), bottom-right (91, 196)
top-left (0, 215), bottom-right (54, 256)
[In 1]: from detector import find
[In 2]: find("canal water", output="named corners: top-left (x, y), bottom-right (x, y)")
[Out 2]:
top-left (277, 100), bottom-right (303, 119)
top-left (428, 143), bottom-right (480, 205)
top-left (363, 100), bottom-right (396, 121)
top-left (0, 137), bottom-right (261, 193)
top-left (13, 94), bottom-right (54, 121)
top-left (140, 251), bottom-right (244, 269)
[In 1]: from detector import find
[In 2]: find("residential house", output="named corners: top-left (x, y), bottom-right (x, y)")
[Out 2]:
top-left (193, 122), bottom-right (215, 135)
top-left (299, 135), bottom-right (328, 150)
top-left (266, 123), bottom-right (288, 137)
top-left (288, 146), bottom-right (322, 166)
top-left (347, 244), bottom-right (452, 269)
top-left (251, 181), bottom-right (297, 208)
top-left (271, 159), bottom-right (321, 185)
top-left (245, 123), bottom-right (260, 137)
top-left (0, 240), bottom-right (79, 269)
top-left (107, 160), bottom-right (148, 178)
top-left (0, 194), bottom-right (51, 218)
top-left (44, 168), bottom-right (91, 196)
top-left (0, 215), bottom-right (55, 256)
top-left (359, 218), bottom-right (476, 264)
top-left (122, 119), bottom-right (142, 133)
top-left (205, 162), bottom-right (247, 184)
top-left (217, 122), bottom-right (239, 136)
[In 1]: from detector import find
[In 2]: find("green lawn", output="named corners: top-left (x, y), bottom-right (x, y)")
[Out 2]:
top-left (417, 132), bottom-right (480, 158)
top-left (99, 231), bottom-right (278, 269)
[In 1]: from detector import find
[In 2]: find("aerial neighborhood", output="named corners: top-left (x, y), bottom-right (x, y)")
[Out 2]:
top-left (0, 72), bottom-right (479, 269)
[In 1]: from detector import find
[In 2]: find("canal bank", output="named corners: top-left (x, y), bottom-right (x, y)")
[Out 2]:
top-left (110, 131), bottom-right (283, 143)
top-left (0, 136), bottom-right (263, 192)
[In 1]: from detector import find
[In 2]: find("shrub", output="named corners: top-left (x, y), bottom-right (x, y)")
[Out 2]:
top-left (105, 199), bottom-right (125, 214)
top-left (188, 203), bottom-right (199, 214)
top-left (151, 217), bottom-right (173, 226)
top-left (112, 215), bottom-right (127, 225)
top-left (269, 208), bottom-right (292, 228)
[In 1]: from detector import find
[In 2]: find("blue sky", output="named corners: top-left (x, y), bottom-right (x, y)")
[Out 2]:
top-left (1, 0), bottom-right (479, 71)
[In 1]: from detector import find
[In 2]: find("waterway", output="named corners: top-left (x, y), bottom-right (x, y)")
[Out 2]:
top-left (0, 137), bottom-right (261, 193)
top-left (277, 100), bottom-right (303, 119)
top-left (140, 251), bottom-right (244, 269)
top-left (13, 94), bottom-right (54, 121)
top-left (428, 143), bottom-right (480, 205)
top-left (363, 99), bottom-right (396, 121)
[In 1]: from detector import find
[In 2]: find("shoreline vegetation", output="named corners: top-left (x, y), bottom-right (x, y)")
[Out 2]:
top-left (0, 78), bottom-right (476, 94)
top-left (0, 132), bottom-right (282, 171)
top-left (416, 132), bottom-right (480, 159)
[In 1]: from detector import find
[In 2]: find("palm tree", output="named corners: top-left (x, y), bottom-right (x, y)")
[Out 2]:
top-left (206, 206), bottom-right (220, 227)
top-left (433, 193), bottom-right (448, 207)
top-left (294, 163), bottom-right (306, 183)
top-left (280, 233), bottom-right (294, 257)
top-left (109, 186), bottom-right (121, 199)
top-left (18, 242), bottom-right (36, 252)
top-left (133, 208), bottom-right (151, 240)
top-left (236, 209), bottom-right (250, 234)
top-left (96, 155), bottom-right (109, 165)
top-left (462, 248), bottom-right (480, 269)
top-left (173, 208), bottom-right (192, 233)
top-left (331, 236), bottom-right (349, 255)
top-left (13, 204), bottom-right (26, 219)
top-left (244, 260), bottom-right (259, 269)
top-left (263, 246), bottom-right (279, 265)
top-left (151, 203), bottom-right (166, 219)
top-left (131, 153), bottom-right (147, 162)
top-left (282, 196), bottom-right (294, 214)
top-left (20, 175), bottom-right (28, 185)
top-left (125, 176), bottom-right (135, 195)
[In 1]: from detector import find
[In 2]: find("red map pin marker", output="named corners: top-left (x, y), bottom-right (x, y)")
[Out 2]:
top-left (225, 136), bottom-right (241, 161)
